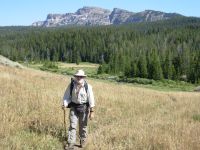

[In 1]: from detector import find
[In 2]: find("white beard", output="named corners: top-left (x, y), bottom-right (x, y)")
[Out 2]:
top-left (76, 78), bottom-right (84, 85)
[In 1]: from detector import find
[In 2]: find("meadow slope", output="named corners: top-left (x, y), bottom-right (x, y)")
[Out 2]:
top-left (0, 64), bottom-right (200, 150)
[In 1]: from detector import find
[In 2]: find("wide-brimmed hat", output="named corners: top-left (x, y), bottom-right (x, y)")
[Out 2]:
top-left (74, 69), bottom-right (87, 77)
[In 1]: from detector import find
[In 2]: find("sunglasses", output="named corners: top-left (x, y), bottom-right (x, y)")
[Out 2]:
top-left (75, 76), bottom-right (84, 79)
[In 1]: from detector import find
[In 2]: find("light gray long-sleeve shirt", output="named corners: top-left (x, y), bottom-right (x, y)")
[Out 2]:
top-left (63, 81), bottom-right (95, 108)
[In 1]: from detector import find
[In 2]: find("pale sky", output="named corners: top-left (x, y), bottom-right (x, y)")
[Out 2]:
top-left (1, 0), bottom-right (200, 26)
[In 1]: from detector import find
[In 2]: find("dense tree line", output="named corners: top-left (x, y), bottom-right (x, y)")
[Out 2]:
top-left (0, 17), bottom-right (200, 83)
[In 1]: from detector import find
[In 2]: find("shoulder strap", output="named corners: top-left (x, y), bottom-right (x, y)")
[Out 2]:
top-left (84, 81), bottom-right (88, 93)
top-left (70, 78), bottom-right (74, 97)
top-left (84, 81), bottom-right (89, 106)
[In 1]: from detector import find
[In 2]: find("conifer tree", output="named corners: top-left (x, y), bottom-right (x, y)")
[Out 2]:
top-left (137, 54), bottom-right (148, 78)
top-left (149, 49), bottom-right (163, 80)
top-left (163, 51), bottom-right (173, 79)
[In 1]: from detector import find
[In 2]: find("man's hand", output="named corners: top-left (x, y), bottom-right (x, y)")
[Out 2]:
top-left (62, 105), bottom-right (67, 110)
top-left (89, 107), bottom-right (94, 120)
top-left (62, 101), bottom-right (68, 110)
top-left (89, 112), bottom-right (94, 120)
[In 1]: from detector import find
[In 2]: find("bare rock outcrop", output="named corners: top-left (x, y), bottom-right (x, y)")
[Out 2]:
top-left (32, 6), bottom-right (183, 27)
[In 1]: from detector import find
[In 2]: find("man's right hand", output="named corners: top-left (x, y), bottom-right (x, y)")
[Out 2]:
top-left (62, 101), bottom-right (68, 109)
top-left (62, 105), bottom-right (67, 110)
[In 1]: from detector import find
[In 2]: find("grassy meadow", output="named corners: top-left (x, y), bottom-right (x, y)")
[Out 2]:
top-left (23, 61), bottom-right (196, 92)
top-left (1, 64), bottom-right (200, 150)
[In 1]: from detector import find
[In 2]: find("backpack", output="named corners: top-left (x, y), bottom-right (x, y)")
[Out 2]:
top-left (67, 78), bottom-right (89, 108)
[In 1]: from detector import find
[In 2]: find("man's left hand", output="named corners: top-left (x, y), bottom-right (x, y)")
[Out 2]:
top-left (89, 112), bottom-right (94, 120)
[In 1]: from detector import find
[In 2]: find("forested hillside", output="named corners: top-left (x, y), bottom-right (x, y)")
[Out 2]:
top-left (0, 17), bottom-right (200, 83)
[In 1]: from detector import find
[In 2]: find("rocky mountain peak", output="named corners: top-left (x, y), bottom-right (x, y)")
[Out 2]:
top-left (76, 6), bottom-right (110, 15)
top-left (46, 14), bottom-right (63, 20)
top-left (110, 8), bottom-right (135, 24)
top-left (32, 6), bottom-right (183, 27)
top-left (112, 8), bottom-right (134, 14)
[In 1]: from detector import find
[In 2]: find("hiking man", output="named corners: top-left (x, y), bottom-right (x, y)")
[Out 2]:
top-left (62, 69), bottom-right (95, 150)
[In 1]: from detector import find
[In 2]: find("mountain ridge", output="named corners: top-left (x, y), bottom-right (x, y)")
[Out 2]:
top-left (32, 6), bottom-right (183, 27)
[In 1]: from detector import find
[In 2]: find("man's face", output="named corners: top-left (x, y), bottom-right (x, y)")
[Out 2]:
top-left (75, 76), bottom-right (85, 84)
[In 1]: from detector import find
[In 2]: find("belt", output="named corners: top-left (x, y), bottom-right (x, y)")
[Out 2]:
top-left (68, 102), bottom-right (89, 108)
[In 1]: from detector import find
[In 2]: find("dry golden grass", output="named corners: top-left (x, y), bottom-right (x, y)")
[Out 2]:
top-left (0, 64), bottom-right (200, 150)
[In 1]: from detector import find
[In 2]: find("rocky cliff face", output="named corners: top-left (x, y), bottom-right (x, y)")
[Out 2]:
top-left (109, 8), bottom-right (135, 24)
top-left (32, 6), bottom-right (183, 27)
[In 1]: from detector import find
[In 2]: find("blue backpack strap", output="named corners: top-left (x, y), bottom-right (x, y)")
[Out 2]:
top-left (68, 78), bottom-right (74, 108)
top-left (70, 78), bottom-right (74, 97)
top-left (84, 81), bottom-right (88, 94)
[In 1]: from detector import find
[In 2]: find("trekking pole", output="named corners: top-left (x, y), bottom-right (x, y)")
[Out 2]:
top-left (63, 108), bottom-right (67, 148)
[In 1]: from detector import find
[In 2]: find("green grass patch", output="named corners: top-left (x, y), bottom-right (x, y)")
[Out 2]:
top-left (40, 61), bottom-right (59, 72)
top-left (150, 79), bottom-right (195, 91)
top-left (117, 77), bottom-right (195, 91)
top-left (21, 61), bottom-right (196, 92)
top-left (22, 61), bottom-right (98, 76)
top-left (192, 114), bottom-right (200, 122)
